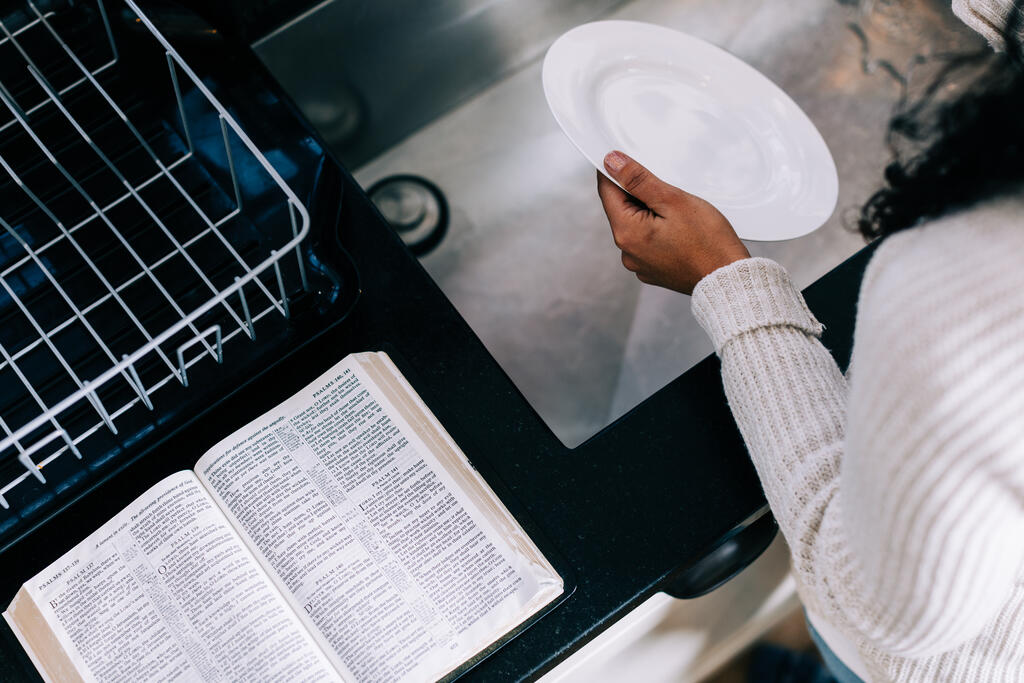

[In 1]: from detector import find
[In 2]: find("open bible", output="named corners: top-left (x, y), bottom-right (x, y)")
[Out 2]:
top-left (4, 352), bottom-right (563, 682)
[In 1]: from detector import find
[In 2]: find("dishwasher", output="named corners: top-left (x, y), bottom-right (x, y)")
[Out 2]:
top-left (0, 0), bottom-right (358, 549)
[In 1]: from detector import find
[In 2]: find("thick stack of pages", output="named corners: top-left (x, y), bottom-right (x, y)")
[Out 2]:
top-left (5, 353), bottom-right (563, 682)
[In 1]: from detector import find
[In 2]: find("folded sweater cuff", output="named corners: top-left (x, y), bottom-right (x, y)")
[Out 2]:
top-left (691, 257), bottom-right (823, 353)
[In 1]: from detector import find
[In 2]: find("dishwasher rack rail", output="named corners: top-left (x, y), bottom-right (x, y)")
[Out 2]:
top-left (0, 0), bottom-right (315, 518)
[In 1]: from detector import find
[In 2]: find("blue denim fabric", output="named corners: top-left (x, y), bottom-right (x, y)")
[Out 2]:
top-left (749, 643), bottom-right (835, 683)
top-left (806, 618), bottom-right (866, 683)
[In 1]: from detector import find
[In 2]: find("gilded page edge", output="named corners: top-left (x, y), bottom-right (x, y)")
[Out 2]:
top-left (4, 586), bottom-right (85, 683)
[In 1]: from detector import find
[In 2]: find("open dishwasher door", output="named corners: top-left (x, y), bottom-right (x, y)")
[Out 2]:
top-left (0, 0), bottom-right (358, 549)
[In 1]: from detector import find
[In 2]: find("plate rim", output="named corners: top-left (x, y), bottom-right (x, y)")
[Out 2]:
top-left (541, 19), bottom-right (839, 243)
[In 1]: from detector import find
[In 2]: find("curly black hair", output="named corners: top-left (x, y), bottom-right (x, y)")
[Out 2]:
top-left (857, 0), bottom-right (1024, 239)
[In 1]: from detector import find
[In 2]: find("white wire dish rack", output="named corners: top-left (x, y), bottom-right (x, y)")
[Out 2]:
top-left (0, 0), bottom-right (317, 516)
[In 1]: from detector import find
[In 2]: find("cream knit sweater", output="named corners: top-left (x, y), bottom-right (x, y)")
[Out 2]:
top-left (691, 200), bottom-right (1024, 682)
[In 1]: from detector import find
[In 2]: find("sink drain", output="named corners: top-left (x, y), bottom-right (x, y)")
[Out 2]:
top-left (367, 174), bottom-right (449, 256)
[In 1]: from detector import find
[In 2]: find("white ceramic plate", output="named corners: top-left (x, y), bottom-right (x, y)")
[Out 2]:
top-left (542, 20), bottom-right (838, 242)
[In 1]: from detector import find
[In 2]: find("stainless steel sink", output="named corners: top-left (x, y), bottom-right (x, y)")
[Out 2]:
top-left (257, 0), bottom-right (983, 446)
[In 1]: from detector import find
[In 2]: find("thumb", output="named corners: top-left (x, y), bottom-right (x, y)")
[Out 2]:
top-left (603, 151), bottom-right (675, 210)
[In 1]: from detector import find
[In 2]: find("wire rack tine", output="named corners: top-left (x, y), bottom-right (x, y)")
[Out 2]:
top-left (26, 3), bottom-right (286, 317)
top-left (82, 381), bottom-right (116, 434)
top-left (0, 416), bottom-right (30, 497)
top-left (219, 115), bottom-right (243, 209)
top-left (166, 53), bottom-right (193, 153)
top-left (234, 277), bottom-right (255, 340)
top-left (123, 356), bottom-right (153, 410)
top-left (94, 0), bottom-right (119, 63)
top-left (288, 201), bottom-right (309, 291)
top-left (176, 326), bottom-right (223, 388)
top-left (19, 453), bottom-right (46, 484)
top-left (271, 250), bottom-right (290, 318)
top-left (0, 85), bottom-right (219, 363)
top-left (27, 64), bottom-right (253, 341)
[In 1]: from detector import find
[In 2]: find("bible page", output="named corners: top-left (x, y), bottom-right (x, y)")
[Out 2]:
top-left (5, 471), bottom-right (337, 683)
top-left (195, 353), bottom-right (562, 683)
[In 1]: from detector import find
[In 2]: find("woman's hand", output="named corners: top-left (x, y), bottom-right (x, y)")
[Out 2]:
top-left (597, 150), bottom-right (750, 295)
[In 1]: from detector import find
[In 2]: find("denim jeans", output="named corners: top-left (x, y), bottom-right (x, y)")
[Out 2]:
top-left (806, 618), bottom-right (866, 683)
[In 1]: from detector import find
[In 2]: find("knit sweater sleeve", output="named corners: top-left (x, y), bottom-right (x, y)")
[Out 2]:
top-left (691, 254), bottom-right (1024, 661)
top-left (691, 257), bottom-right (852, 627)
